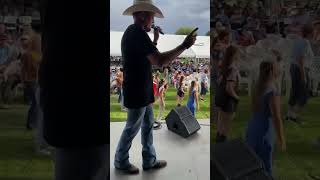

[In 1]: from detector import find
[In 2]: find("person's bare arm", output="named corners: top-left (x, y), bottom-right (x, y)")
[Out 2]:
top-left (181, 84), bottom-right (186, 93)
top-left (159, 89), bottom-right (165, 106)
top-left (147, 45), bottom-right (187, 67)
top-left (226, 81), bottom-right (239, 100)
top-left (269, 95), bottom-right (286, 151)
top-left (195, 90), bottom-right (200, 110)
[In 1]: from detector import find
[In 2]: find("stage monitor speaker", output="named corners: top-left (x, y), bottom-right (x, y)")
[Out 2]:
top-left (165, 106), bottom-right (201, 138)
top-left (212, 138), bottom-right (272, 180)
top-left (237, 170), bottom-right (271, 180)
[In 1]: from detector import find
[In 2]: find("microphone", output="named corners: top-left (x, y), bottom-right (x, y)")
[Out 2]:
top-left (152, 24), bottom-right (164, 35)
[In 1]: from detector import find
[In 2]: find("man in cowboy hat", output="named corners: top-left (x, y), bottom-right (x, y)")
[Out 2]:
top-left (114, 0), bottom-right (197, 174)
top-left (40, 0), bottom-right (109, 179)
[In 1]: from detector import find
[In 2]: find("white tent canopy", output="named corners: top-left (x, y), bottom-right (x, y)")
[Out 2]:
top-left (191, 36), bottom-right (211, 59)
top-left (110, 31), bottom-right (210, 59)
top-left (110, 31), bottom-right (123, 57)
top-left (148, 33), bottom-right (196, 58)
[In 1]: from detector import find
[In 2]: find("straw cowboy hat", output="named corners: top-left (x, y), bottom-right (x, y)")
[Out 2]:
top-left (123, 0), bottom-right (164, 18)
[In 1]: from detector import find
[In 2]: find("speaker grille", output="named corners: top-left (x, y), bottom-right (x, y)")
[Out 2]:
top-left (174, 107), bottom-right (200, 134)
top-left (236, 170), bottom-right (271, 180)
top-left (180, 113), bottom-right (200, 133)
top-left (174, 106), bottom-right (193, 119)
top-left (165, 106), bottom-right (201, 138)
top-left (213, 139), bottom-right (264, 179)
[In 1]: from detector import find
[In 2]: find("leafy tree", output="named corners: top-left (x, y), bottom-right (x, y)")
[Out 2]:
top-left (175, 27), bottom-right (195, 35)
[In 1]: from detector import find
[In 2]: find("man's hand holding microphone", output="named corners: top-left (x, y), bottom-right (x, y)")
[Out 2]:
top-left (152, 24), bottom-right (163, 45)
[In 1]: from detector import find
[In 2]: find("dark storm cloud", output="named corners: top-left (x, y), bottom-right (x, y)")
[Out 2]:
top-left (110, 0), bottom-right (210, 35)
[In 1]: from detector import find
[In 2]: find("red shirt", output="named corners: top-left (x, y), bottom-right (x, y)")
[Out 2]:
top-left (153, 81), bottom-right (158, 97)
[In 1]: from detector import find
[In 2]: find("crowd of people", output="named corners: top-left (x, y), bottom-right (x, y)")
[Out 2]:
top-left (212, 0), bottom-right (320, 178)
top-left (152, 67), bottom-right (209, 121)
top-left (0, 21), bottom-right (50, 155)
top-left (212, 0), bottom-right (319, 46)
top-left (0, 0), bottom-right (40, 17)
top-left (110, 59), bottom-right (210, 122)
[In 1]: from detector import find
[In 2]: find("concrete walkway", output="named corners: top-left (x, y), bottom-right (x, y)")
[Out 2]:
top-left (110, 120), bottom-right (210, 180)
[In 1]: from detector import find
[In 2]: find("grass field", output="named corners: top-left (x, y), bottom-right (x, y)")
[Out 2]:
top-left (0, 105), bottom-right (53, 180)
top-left (0, 88), bottom-right (319, 179)
top-left (211, 96), bottom-right (320, 180)
top-left (110, 87), bottom-right (210, 122)
top-left (0, 86), bottom-right (209, 180)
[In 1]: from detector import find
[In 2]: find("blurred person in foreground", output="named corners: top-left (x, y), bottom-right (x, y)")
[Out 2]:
top-left (40, 0), bottom-right (109, 179)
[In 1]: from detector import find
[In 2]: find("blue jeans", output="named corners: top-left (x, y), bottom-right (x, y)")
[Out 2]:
top-left (34, 87), bottom-right (49, 148)
top-left (117, 87), bottom-right (121, 103)
top-left (187, 104), bottom-right (196, 116)
top-left (289, 64), bottom-right (309, 107)
top-left (114, 104), bottom-right (157, 169)
top-left (120, 88), bottom-right (125, 109)
top-left (24, 82), bottom-right (37, 128)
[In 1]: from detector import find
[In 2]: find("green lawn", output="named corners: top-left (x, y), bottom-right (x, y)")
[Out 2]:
top-left (0, 86), bottom-right (209, 179)
top-left (110, 87), bottom-right (210, 122)
top-left (0, 90), bottom-right (319, 179)
top-left (0, 105), bottom-right (54, 180)
top-left (211, 96), bottom-right (320, 180)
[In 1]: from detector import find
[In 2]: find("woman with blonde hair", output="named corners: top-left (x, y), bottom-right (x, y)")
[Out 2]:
top-left (187, 80), bottom-right (199, 116)
top-left (20, 33), bottom-right (41, 128)
top-left (154, 79), bottom-right (168, 129)
top-left (22, 27), bottom-right (51, 154)
top-left (246, 61), bottom-right (286, 177)
top-left (22, 24), bottom-right (42, 57)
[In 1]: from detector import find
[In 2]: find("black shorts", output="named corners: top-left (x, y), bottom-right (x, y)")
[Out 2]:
top-left (215, 86), bottom-right (238, 113)
top-left (177, 90), bottom-right (185, 98)
top-left (215, 96), bottom-right (238, 113)
top-left (200, 82), bottom-right (207, 95)
top-left (289, 64), bottom-right (309, 107)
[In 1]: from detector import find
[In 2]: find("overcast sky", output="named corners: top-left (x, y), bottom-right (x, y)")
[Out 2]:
top-left (110, 0), bottom-right (210, 35)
